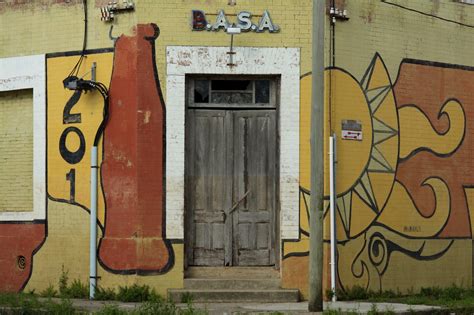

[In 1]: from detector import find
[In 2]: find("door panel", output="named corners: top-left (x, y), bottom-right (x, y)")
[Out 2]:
top-left (186, 79), bottom-right (278, 267)
top-left (232, 111), bottom-right (276, 266)
top-left (187, 110), bottom-right (230, 266)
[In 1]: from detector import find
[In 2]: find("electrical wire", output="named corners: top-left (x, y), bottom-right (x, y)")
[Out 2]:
top-left (67, 0), bottom-right (88, 78)
top-left (381, 0), bottom-right (474, 29)
top-left (60, 0), bottom-right (108, 145)
top-left (88, 81), bottom-right (110, 146)
top-left (329, 0), bottom-right (335, 133)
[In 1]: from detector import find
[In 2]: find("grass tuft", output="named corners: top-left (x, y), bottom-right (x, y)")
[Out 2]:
top-left (116, 284), bottom-right (159, 302)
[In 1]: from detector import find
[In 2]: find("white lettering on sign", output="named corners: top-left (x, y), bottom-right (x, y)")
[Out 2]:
top-left (212, 10), bottom-right (230, 31)
top-left (237, 11), bottom-right (253, 31)
top-left (192, 10), bottom-right (280, 33)
top-left (342, 130), bottom-right (362, 141)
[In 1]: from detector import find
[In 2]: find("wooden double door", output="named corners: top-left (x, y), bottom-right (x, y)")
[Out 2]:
top-left (185, 78), bottom-right (278, 267)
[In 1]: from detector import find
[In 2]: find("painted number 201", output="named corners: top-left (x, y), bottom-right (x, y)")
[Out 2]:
top-left (59, 126), bottom-right (86, 164)
top-left (60, 89), bottom-right (87, 203)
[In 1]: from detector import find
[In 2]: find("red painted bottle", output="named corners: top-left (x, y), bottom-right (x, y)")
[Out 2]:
top-left (99, 24), bottom-right (173, 274)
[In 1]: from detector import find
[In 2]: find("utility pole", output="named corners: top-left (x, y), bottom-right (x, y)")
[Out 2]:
top-left (308, 0), bottom-right (325, 312)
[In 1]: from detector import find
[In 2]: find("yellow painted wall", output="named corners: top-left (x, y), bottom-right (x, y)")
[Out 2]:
top-left (0, 0), bottom-right (315, 96)
top-left (25, 199), bottom-right (184, 296)
top-left (3, 0), bottom-right (474, 300)
top-left (334, 0), bottom-right (474, 81)
top-left (46, 52), bottom-right (111, 224)
top-left (283, 0), bottom-right (474, 298)
top-left (0, 89), bottom-right (33, 212)
top-left (1, 0), bottom-right (314, 296)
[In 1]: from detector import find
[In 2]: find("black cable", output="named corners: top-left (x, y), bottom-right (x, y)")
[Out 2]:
top-left (381, 0), bottom-right (474, 29)
top-left (82, 0), bottom-right (87, 53)
top-left (67, 0), bottom-right (88, 78)
top-left (329, 0), bottom-right (335, 132)
top-left (93, 95), bottom-right (109, 147)
top-left (331, 0), bottom-right (336, 67)
top-left (62, 0), bottom-right (108, 145)
top-left (87, 81), bottom-right (109, 146)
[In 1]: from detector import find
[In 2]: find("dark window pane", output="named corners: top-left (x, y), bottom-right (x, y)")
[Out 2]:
top-left (194, 80), bottom-right (209, 103)
top-left (211, 80), bottom-right (252, 91)
top-left (211, 92), bottom-right (253, 104)
top-left (255, 80), bottom-right (270, 103)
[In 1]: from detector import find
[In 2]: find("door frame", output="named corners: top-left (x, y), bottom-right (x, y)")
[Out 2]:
top-left (184, 76), bottom-right (280, 267)
top-left (165, 46), bottom-right (300, 271)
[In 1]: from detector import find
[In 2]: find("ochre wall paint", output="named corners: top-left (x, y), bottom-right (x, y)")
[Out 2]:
top-left (0, 0), bottom-right (315, 98)
top-left (2, 0), bottom-right (474, 300)
top-left (21, 44), bottom-right (181, 294)
top-left (280, 0), bottom-right (474, 299)
top-left (25, 200), bottom-right (183, 296)
top-left (284, 54), bottom-right (474, 298)
top-left (0, 90), bottom-right (34, 212)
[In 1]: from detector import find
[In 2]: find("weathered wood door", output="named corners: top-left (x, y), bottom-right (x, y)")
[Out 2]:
top-left (185, 78), bottom-right (278, 267)
top-left (232, 111), bottom-right (276, 266)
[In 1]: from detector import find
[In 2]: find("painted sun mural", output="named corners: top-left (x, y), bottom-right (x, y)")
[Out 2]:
top-left (323, 56), bottom-right (399, 241)
top-left (283, 53), bottom-right (473, 296)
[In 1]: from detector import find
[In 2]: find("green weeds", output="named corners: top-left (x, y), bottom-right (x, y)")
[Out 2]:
top-left (0, 292), bottom-right (77, 315)
top-left (116, 284), bottom-right (158, 302)
top-left (328, 284), bottom-right (474, 314)
top-left (0, 293), bottom-right (206, 315)
top-left (180, 292), bottom-right (193, 304)
top-left (96, 304), bottom-right (129, 315)
top-left (95, 286), bottom-right (118, 301)
top-left (0, 268), bottom-right (205, 314)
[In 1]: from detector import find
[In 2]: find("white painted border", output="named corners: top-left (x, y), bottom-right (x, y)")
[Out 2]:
top-left (166, 46), bottom-right (300, 240)
top-left (0, 55), bottom-right (46, 221)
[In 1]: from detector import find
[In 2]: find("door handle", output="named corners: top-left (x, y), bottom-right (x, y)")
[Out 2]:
top-left (223, 190), bottom-right (250, 221)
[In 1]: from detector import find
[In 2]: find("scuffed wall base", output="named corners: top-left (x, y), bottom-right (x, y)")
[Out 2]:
top-left (25, 200), bottom-right (184, 296)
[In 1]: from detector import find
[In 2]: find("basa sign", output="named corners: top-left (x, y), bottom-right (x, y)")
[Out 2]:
top-left (192, 10), bottom-right (280, 33)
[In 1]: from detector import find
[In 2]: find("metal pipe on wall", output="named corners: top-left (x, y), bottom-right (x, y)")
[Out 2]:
top-left (90, 146), bottom-right (98, 299)
top-left (329, 135), bottom-right (337, 302)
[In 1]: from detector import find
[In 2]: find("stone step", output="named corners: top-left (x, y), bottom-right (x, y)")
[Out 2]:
top-left (168, 289), bottom-right (300, 303)
top-left (185, 267), bottom-right (279, 279)
top-left (184, 278), bottom-right (281, 290)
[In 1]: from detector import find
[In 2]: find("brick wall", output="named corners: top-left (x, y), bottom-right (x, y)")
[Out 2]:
top-left (0, 89), bottom-right (33, 212)
top-left (3, 0), bottom-right (474, 299)
top-left (0, 0), bottom-right (314, 92)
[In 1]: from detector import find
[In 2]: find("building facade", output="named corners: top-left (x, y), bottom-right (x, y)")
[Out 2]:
top-left (1, 0), bottom-right (473, 299)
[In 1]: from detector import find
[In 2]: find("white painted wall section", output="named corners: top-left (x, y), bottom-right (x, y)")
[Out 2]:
top-left (0, 55), bottom-right (46, 221)
top-left (166, 46), bottom-right (300, 240)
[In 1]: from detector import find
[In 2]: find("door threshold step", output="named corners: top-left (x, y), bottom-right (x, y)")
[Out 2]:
top-left (184, 278), bottom-right (281, 290)
top-left (185, 267), bottom-right (279, 279)
top-left (168, 289), bottom-right (299, 303)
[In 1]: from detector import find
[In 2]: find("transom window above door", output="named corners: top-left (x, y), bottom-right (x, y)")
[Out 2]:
top-left (189, 77), bottom-right (278, 108)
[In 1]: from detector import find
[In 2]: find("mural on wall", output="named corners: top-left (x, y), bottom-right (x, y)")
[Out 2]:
top-left (0, 55), bottom-right (47, 292)
top-left (98, 23), bottom-right (174, 274)
top-left (0, 224), bottom-right (45, 292)
top-left (0, 23), bottom-right (177, 293)
top-left (48, 23), bottom-right (174, 276)
top-left (283, 53), bottom-right (474, 295)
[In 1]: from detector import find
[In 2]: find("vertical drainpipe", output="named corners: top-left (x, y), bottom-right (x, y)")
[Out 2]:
top-left (90, 146), bottom-right (98, 299)
top-left (329, 134), bottom-right (337, 301)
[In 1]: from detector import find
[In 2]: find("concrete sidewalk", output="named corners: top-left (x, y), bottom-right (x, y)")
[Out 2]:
top-left (179, 301), bottom-right (440, 314)
top-left (62, 298), bottom-right (442, 314)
